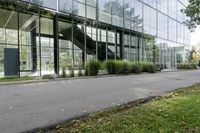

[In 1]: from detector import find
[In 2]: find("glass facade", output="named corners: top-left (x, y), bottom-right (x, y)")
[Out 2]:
top-left (0, 0), bottom-right (190, 77)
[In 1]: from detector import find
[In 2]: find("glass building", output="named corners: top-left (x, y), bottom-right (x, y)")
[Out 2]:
top-left (0, 0), bottom-right (190, 77)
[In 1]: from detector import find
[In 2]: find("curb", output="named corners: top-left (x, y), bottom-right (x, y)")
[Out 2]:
top-left (0, 69), bottom-right (198, 86)
top-left (0, 73), bottom-right (151, 86)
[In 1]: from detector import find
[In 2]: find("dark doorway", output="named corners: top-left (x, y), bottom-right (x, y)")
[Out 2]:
top-left (4, 48), bottom-right (19, 77)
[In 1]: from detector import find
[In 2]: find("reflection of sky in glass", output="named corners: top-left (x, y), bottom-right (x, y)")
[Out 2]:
top-left (30, 0), bottom-right (57, 9)
top-left (22, 0), bottom-right (190, 45)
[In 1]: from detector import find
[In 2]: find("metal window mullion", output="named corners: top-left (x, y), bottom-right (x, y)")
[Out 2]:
top-left (96, 0), bottom-right (99, 61)
top-left (17, 10), bottom-right (20, 77)
top-left (39, 12), bottom-right (42, 76)
top-left (96, 0), bottom-right (99, 21)
top-left (114, 30), bottom-right (117, 60)
top-left (72, 20), bottom-right (75, 68)
top-left (129, 33), bottom-right (131, 61)
top-left (84, 22), bottom-right (87, 63)
top-left (122, 31), bottom-right (124, 60)
top-left (106, 27), bottom-right (108, 61)
top-left (142, 36), bottom-right (144, 61)
top-left (96, 25), bottom-right (98, 61)
top-left (54, 14), bottom-right (59, 75)
top-left (142, 1), bottom-right (144, 33)
top-left (138, 35), bottom-right (140, 61)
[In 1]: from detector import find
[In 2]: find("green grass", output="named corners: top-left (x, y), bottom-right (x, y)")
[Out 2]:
top-left (0, 76), bottom-right (39, 82)
top-left (39, 85), bottom-right (200, 133)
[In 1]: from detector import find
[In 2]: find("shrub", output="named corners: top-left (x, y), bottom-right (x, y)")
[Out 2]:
top-left (114, 61), bottom-right (123, 74)
top-left (106, 61), bottom-right (129, 74)
top-left (106, 60), bottom-right (157, 75)
top-left (42, 74), bottom-right (57, 80)
top-left (85, 61), bottom-right (101, 76)
top-left (129, 62), bottom-right (143, 74)
top-left (121, 62), bottom-right (129, 74)
top-left (105, 60), bottom-right (116, 74)
top-left (142, 62), bottom-right (150, 72)
top-left (115, 61), bottom-right (129, 74)
top-left (128, 62), bottom-right (136, 73)
top-left (78, 69), bottom-right (83, 77)
top-left (69, 69), bottom-right (74, 77)
top-left (148, 63), bottom-right (157, 73)
top-left (61, 67), bottom-right (67, 78)
top-left (190, 63), bottom-right (197, 69)
top-left (141, 62), bottom-right (157, 73)
top-left (177, 63), bottom-right (197, 69)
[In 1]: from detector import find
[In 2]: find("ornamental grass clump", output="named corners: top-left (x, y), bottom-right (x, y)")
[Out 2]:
top-left (105, 60), bottom-right (129, 74)
top-left (177, 63), bottom-right (197, 69)
top-left (148, 63), bottom-right (157, 73)
top-left (85, 61), bottom-right (101, 76)
top-left (128, 62), bottom-right (143, 74)
top-left (105, 60), bottom-right (116, 74)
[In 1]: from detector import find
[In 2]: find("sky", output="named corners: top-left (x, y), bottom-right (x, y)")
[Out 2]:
top-left (191, 27), bottom-right (200, 45)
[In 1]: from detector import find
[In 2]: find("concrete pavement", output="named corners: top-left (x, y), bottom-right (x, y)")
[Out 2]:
top-left (0, 70), bottom-right (200, 133)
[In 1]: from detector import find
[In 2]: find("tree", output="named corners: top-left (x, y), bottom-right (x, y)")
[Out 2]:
top-left (183, 0), bottom-right (200, 30)
top-left (190, 45), bottom-right (200, 62)
top-left (189, 46), bottom-right (196, 62)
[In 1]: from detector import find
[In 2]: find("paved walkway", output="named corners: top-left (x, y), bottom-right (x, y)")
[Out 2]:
top-left (0, 70), bottom-right (200, 133)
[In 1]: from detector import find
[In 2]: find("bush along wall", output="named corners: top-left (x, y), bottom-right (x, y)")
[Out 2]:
top-left (177, 63), bottom-right (197, 70)
top-left (85, 61), bottom-right (101, 76)
top-left (128, 62), bottom-right (143, 74)
top-left (84, 60), bottom-right (157, 76)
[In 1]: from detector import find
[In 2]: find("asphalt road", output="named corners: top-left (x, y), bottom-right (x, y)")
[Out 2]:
top-left (0, 70), bottom-right (200, 133)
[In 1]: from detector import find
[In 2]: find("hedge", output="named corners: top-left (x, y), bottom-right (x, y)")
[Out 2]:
top-left (148, 63), bottom-right (157, 73)
top-left (129, 62), bottom-right (143, 74)
top-left (177, 63), bottom-right (197, 70)
top-left (105, 60), bottom-right (156, 74)
top-left (85, 60), bottom-right (157, 76)
top-left (85, 61), bottom-right (101, 76)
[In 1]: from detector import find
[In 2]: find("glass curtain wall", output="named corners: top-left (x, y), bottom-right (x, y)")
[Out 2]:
top-left (97, 28), bottom-right (107, 61)
top-left (0, 7), bottom-right (56, 77)
top-left (0, 0), bottom-right (192, 78)
top-left (58, 19), bottom-right (86, 75)
top-left (40, 17), bottom-right (55, 75)
top-left (0, 9), bottom-right (18, 77)
top-left (123, 34), bottom-right (152, 62)
top-left (58, 0), bottom-right (190, 67)
top-left (107, 30), bottom-right (116, 60)
top-left (98, 0), bottom-right (143, 31)
top-left (85, 25), bottom-right (97, 61)
top-left (74, 24), bottom-right (84, 69)
top-left (19, 12), bottom-right (40, 76)
top-left (58, 20), bottom-right (73, 75)
top-left (24, 0), bottom-right (57, 10)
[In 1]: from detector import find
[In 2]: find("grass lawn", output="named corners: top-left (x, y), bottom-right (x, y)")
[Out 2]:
top-left (0, 76), bottom-right (39, 82)
top-left (38, 85), bottom-right (200, 133)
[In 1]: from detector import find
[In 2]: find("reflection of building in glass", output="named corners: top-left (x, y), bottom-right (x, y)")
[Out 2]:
top-left (0, 0), bottom-right (190, 77)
